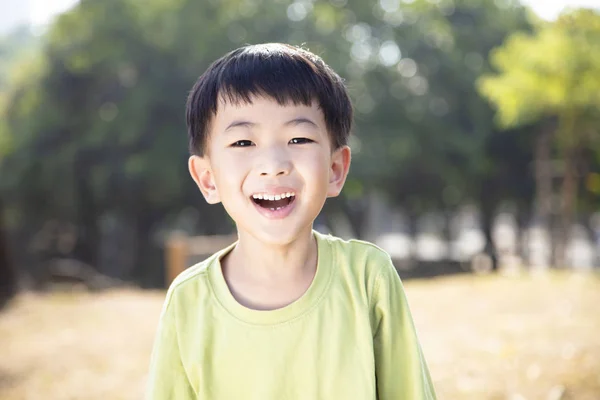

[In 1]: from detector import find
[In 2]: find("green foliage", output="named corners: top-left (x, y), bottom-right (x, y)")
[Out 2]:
top-left (479, 8), bottom-right (600, 254)
top-left (479, 8), bottom-right (600, 146)
top-left (0, 0), bottom-right (552, 281)
top-left (0, 27), bottom-right (41, 158)
top-left (339, 0), bottom-right (532, 210)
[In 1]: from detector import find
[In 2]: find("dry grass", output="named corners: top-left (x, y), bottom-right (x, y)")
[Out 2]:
top-left (0, 270), bottom-right (599, 400)
top-left (408, 270), bottom-right (600, 400)
top-left (0, 289), bottom-right (165, 400)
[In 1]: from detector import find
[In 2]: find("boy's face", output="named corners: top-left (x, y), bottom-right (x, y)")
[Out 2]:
top-left (189, 96), bottom-right (351, 246)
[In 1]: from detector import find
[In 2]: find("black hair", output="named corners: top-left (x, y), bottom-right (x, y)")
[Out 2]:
top-left (186, 43), bottom-right (353, 156)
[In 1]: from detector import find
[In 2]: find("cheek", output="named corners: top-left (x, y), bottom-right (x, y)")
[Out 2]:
top-left (212, 155), bottom-right (248, 189)
top-left (298, 151), bottom-right (330, 182)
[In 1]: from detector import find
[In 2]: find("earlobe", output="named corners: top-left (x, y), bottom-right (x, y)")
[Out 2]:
top-left (327, 146), bottom-right (351, 198)
top-left (189, 155), bottom-right (221, 204)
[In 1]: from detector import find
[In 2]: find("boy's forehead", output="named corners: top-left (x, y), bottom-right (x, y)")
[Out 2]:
top-left (214, 94), bottom-right (323, 120)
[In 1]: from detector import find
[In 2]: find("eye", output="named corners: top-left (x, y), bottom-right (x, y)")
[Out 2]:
top-left (230, 140), bottom-right (254, 147)
top-left (289, 137), bottom-right (314, 145)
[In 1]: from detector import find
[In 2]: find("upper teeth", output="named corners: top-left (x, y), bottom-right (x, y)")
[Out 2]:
top-left (253, 192), bottom-right (295, 200)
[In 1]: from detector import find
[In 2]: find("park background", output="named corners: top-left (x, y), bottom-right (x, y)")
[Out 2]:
top-left (0, 0), bottom-right (599, 399)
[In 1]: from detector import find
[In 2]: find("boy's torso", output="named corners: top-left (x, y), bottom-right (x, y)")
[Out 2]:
top-left (168, 232), bottom-right (385, 399)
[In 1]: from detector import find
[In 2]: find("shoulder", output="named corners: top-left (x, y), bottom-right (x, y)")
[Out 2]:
top-left (315, 231), bottom-right (397, 301)
top-left (162, 249), bottom-right (223, 310)
top-left (316, 230), bottom-right (394, 273)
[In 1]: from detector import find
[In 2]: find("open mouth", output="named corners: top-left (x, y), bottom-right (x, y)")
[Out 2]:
top-left (251, 192), bottom-right (296, 211)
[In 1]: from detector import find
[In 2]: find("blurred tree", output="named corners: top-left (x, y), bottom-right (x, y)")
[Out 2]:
top-left (1, 0), bottom-right (349, 285)
top-left (0, 26), bottom-right (41, 304)
top-left (2, 0), bottom-right (192, 285)
top-left (479, 8), bottom-right (600, 266)
top-left (0, 0), bottom-right (541, 286)
top-left (318, 0), bottom-right (533, 264)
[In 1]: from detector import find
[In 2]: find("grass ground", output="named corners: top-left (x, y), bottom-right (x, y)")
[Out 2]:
top-left (0, 270), bottom-right (598, 400)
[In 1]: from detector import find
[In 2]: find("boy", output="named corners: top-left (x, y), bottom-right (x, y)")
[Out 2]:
top-left (146, 43), bottom-right (436, 399)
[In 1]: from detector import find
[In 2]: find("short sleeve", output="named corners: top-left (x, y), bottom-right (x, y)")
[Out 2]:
top-left (371, 256), bottom-right (436, 400)
top-left (146, 289), bottom-right (196, 400)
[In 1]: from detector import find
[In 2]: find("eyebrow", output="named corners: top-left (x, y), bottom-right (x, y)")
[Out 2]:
top-left (224, 117), bottom-right (319, 132)
top-left (225, 120), bottom-right (255, 131)
top-left (285, 117), bottom-right (318, 129)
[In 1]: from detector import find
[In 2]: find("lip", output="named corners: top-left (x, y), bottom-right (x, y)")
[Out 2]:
top-left (249, 186), bottom-right (297, 220)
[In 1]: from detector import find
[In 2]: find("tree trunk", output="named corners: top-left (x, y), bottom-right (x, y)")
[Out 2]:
top-left (556, 146), bottom-right (580, 268)
top-left (477, 170), bottom-right (499, 271)
top-left (534, 126), bottom-right (553, 225)
top-left (73, 155), bottom-right (100, 268)
top-left (480, 200), bottom-right (498, 271)
top-left (554, 106), bottom-right (581, 268)
top-left (534, 124), bottom-right (556, 268)
top-left (130, 207), bottom-right (163, 288)
top-left (0, 198), bottom-right (17, 309)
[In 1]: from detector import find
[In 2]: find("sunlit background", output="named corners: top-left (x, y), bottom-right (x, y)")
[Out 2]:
top-left (1, 0), bottom-right (599, 399)
top-left (3, 0), bottom-right (600, 30)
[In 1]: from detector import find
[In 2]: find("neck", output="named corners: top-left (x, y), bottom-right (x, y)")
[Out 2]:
top-left (226, 227), bottom-right (317, 283)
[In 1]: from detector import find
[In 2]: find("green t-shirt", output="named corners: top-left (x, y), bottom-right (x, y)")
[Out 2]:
top-left (146, 231), bottom-right (436, 399)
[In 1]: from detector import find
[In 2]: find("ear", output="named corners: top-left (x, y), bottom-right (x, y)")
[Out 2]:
top-left (327, 145), bottom-right (351, 198)
top-left (189, 155), bottom-right (221, 204)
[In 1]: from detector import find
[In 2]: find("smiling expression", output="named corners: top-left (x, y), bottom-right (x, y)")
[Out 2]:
top-left (189, 96), bottom-right (351, 245)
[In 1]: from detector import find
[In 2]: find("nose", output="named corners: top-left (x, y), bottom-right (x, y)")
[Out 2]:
top-left (257, 146), bottom-right (292, 177)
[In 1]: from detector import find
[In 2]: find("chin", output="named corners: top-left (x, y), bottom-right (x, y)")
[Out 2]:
top-left (245, 223), bottom-right (313, 247)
